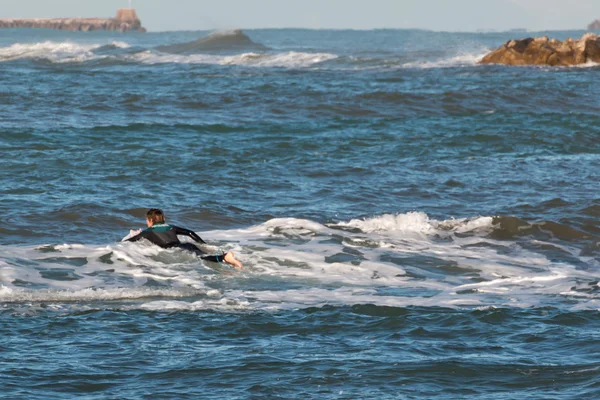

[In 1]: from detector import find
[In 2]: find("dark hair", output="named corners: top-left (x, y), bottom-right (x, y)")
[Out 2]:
top-left (146, 208), bottom-right (166, 225)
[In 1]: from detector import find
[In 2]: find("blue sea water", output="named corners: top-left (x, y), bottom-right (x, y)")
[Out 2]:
top-left (1, 28), bottom-right (599, 399)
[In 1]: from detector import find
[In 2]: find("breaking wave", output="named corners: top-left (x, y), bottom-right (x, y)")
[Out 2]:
top-left (0, 30), bottom-right (486, 70)
top-left (401, 51), bottom-right (489, 68)
top-left (155, 29), bottom-right (268, 54)
top-left (0, 40), bottom-right (133, 63)
top-left (332, 211), bottom-right (494, 235)
top-left (133, 50), bottom-right (338, 67)
top-left (1, 213), bottom-right (598, 312)
top-left (0, 39), bottom-right (336, 68)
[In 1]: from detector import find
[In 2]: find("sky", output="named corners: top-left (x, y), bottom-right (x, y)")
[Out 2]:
top-left (1, 0), bottom-right (599, 32)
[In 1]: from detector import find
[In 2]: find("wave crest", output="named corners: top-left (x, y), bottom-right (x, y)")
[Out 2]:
top-left (332, 212), bottom-right (494, 236)
top-left (0, 40), bottom-right (336, 68)
top-left (155, 29), bottom-right (268, 54)
top-left (132, 50), bottom-right (337, 68)
top-left (0, 40), bottom-right (131, 62)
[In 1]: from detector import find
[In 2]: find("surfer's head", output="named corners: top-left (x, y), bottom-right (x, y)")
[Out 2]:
top-left (146, 208), bottom-right (166, 227)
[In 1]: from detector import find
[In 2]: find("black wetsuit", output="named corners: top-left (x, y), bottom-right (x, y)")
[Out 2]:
top-left (126, 223), bottom-right (226, 263)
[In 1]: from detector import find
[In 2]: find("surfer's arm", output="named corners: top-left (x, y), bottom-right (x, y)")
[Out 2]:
top-left (125, 230), bottom-right (147, 242)
top-left (173, 226), bottom-right (207, 244)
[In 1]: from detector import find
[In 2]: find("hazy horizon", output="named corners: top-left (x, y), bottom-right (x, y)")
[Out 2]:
top-left (1, 0), bottom-right (599, 32)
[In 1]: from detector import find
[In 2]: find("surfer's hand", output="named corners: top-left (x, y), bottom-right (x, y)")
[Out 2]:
top-left (130, 229), bottom-right (141, 235)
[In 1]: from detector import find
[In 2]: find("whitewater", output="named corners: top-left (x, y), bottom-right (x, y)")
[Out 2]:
top-left (2, 212), bottom-right (598, 311)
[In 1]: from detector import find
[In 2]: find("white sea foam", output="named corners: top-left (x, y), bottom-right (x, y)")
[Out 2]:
top-left (0, 41), bottom-right (91, 62)
top-left (133, 50), bottom-right (338, 68)
top-left (402, 51), bottom-right (489, 69)
top-left (0, 41), bottom-right (337, 68)
top-left (0, 285), bottom-right (202, 303)
top-left (335, 211), bottom-right (437, 235)
top-left (0, 41), bottom-right (131, 63)
top-left (1, 213), bottom-right (598, 312)
top-left (110, 41), bottom-right (131, 49)
top-left (333, 212), bottom-right (494, 236)
top-left (573, 60), bottom-right (600, 69)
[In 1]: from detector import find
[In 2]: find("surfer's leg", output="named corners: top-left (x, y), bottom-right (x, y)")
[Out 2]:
top-left (200, 254), bottom-right (221, 263)
top-left (178, 242), bottom-right (242, 269)
top-left (224, 251), bottom-right (243, 269)
top-left (201, 251), bottom-right (243, 269)
top-left (176, 243), bottom-right (205, 256)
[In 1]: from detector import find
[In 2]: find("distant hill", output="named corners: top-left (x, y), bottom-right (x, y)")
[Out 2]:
top-left (588, 19), bottom-right (600, 30)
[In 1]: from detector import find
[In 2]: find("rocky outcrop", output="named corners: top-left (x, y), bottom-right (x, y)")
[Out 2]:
top-left (0, 9), bottom-right (146, 32)
top-left (589, 20), bottom-right (600, 30)
top-left (480, 33), bottom-right (600, 66)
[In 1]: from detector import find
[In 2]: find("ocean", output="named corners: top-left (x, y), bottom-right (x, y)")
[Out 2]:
top-left (1, 28), bottom-right (599, 399)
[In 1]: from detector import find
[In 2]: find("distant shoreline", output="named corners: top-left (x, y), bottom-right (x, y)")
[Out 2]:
top-left (0, 8), bottom-right (146, 32)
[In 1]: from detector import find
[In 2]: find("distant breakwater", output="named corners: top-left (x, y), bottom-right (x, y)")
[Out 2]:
top-left (0, 8), bottom-right (146, 32)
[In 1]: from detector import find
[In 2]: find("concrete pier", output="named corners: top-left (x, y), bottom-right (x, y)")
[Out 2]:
top-left (0, 9), bottom-right (146, 32)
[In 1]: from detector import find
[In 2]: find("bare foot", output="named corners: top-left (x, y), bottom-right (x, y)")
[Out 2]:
top-left (224, 251), bottom-right (243, 269)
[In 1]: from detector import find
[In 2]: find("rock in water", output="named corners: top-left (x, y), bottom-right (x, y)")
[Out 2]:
top-left (588, 20), bottom-right (600, 30)
top-left (479, 33), bottom-right (600, 66)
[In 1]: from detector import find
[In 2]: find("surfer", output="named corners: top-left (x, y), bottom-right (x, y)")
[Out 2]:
top-left (125, 208), bottom-right (243, 269)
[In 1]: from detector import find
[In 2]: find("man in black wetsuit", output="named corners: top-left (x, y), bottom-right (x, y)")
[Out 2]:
top-left (126, 208), bottom-right (243, 269)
